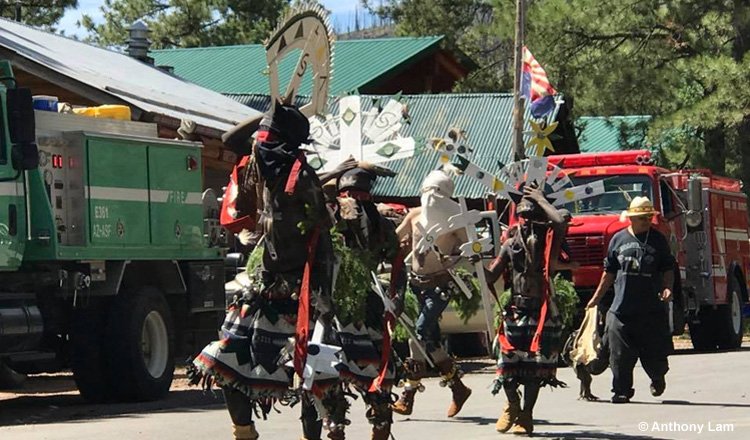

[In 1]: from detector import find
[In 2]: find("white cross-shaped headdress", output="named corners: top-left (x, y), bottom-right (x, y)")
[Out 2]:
top-left (306, 95), bottom-right (417, 172)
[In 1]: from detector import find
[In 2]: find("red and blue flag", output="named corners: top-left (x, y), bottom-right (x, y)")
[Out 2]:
top-left (521, 46), bottom-right (557, 118)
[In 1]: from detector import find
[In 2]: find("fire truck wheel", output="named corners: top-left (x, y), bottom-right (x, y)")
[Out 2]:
top-left (70, 299), bottom-right (116, 402)
top-left (106, 287), bottom-right (175, 401)
top-left (688, 307), bottom-right (718, 351)
top-left (716, 280), bottom-right (744, 350)
top-left (0, 361), bottom-right (26, 390)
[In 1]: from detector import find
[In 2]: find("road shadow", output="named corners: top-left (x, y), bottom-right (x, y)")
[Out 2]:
top-left (577, 397), bottom-right (750, 409)
top-left (398, 416), bottom-right (496, 426)
top-left (399, 416), bottom-right (667, 439)
top-left (0, 388), bottom-right (224, 426)
top-left (412, 358), bottom-right (495, 378)
top-left (671, 345), bottom-right (750, 356)
top-left (534, 417), bottom-right (671, 439)
top-left (630, 399), bottom-right (750, 409)
top-left (0, 366), bottom-right (198, 395)
top-left (532, 431), bottom-right (670, 439)
top-left (398, 416), bottom-right (585, 428)
top-left (457, 359), bottom-right (495, 374)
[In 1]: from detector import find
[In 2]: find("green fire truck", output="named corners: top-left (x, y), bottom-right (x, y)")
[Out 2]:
top-left (0, 62), bottom-right (226, 401)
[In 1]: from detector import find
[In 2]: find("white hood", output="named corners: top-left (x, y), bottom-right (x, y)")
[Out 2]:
top-left (419, 170), bottom-right (459, 227)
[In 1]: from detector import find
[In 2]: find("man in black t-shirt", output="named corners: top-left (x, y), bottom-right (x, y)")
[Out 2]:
top-left (587, 196), bottom-right (674, 404)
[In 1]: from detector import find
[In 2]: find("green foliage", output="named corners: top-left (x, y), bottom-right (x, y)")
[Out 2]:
top-left (246, 230), bottom-right (376, 324)
top-left (552, 275), bottom-right (580, 330)
top-left (494, 274), bottom-right (579, 330)
top-left (372, 0), bottom-right (750, 194)
top-left (510, 0), bottom-right (750, 188)
top-left (245, 243), bottom-right (264, 273)
top-left (81, 0), bottom-right (288, 48)
top-left (448, 266), bottom-right (483, 324)
top-left (366, 0), bottom-right (508, 92)
top-left (330, 230), bottom-right (377, 324)
top-left (0, 1), bottom-right (77, 30)
top-left (296, 203), bottom-right (317, 236)
top-left (392, 287), bottom-right (419, 342)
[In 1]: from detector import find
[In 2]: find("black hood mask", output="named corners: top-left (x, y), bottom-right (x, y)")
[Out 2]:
top-left (256, 104), bottom-right (311, 182)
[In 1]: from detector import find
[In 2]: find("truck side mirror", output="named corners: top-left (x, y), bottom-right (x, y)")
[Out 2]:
top-left (7, 87), bottom-right (35, 144)
top-left (686, 177), bottom-right (703, 229)
top-left (687, 177), bottom-right (703, 211)
top-left (6, 87), bottom-right (39, 170)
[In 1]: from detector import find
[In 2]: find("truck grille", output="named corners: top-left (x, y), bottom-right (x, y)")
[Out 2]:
top-left (566, 235), bottom-right (605, 267)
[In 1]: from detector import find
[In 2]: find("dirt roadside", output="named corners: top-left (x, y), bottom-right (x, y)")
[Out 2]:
top-left (0, 366), bottom-right (224, 426)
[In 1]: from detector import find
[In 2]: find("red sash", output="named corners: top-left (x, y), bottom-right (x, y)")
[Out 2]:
top-left (293, 227), bottom-right (321, 378)
top-left (285, 153), bottom-right (306, 195)
top-left (530, 228), bottom-right (555, 353)
top-left (369, 250), bottom-right (404, 392)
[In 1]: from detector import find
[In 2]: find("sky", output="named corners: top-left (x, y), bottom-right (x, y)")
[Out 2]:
top-left (58, 0), bottom-right (375, 39)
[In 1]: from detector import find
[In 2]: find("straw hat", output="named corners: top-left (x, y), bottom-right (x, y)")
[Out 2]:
top-left (620, 196), bottom-right (658, 222)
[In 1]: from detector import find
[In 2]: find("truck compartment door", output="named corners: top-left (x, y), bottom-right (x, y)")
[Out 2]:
top-left (87, 138), bottom-right (150, 245)
top-left (147, 146), bottom-right (203, 247)
top-left (0, 91), bottom-right (25, 269)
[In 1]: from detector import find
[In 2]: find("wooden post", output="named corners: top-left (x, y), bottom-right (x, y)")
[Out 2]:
top-left (513, 0), bottom-right (526, 161)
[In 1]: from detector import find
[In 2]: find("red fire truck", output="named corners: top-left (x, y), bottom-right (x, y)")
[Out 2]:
top-left (548, 150), bottom-right (749, 350)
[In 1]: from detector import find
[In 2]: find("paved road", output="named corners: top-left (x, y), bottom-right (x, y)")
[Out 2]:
top-left (1, 346), bottom-right (749, 439)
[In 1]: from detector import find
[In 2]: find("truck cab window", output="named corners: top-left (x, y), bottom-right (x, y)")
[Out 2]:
top-left (563, 175), bottom-right (653, 216)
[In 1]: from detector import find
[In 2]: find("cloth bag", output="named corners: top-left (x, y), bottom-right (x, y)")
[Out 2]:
top-left (569, 306), bottom-right (602, 367)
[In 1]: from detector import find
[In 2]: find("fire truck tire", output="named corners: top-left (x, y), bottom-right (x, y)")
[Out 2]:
top-left (716, 282), bottom-right (744, 350)
top-left (0, 361), bottom-right (26, 390)
top-left (688, 307), bottom-right (718, 351)
top-left (70, 300), bottom-right (116, 402)
top-left (106, 287), bottom-right (175, 401)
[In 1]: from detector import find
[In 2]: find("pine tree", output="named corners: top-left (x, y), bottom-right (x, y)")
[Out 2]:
top-left (0, 0), bottom-right (78, 29)
top-left (81, 0), bottom-right (289, 49)
top-left (371, 0), bottom-right (750, 183)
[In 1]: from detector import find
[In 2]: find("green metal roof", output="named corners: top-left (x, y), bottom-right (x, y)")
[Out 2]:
top-left (152, 36), bottom-right (444, 96)
top-left (227, 93), bottom-right (310, 111)
top-left (372, 94), bottom-right (516, 198)
top-left (576, 115), bottom-right (652, 153)
top-left (224, 92), bottom-right (555, 199)
top-left (320, 93), bottom-right (543, 199)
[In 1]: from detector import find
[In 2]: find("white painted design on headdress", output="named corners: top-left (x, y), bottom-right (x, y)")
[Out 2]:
top-left (307, 95), bottom-right (417, 172)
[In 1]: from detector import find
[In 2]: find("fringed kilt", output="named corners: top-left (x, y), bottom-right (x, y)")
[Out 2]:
top-left (334, 321), bottom-right (396, 392)
top-left (192, 298), bottom-right (300, 407)
top-left (492, 297), bottom-right (565, 393)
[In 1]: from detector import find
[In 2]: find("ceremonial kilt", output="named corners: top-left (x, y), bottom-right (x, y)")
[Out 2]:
top-left (493, 296), bottom-right (565, 392)
top-left (334, 291), bottom-right (396, 392)
top-left (193, 297), bottom-right (300, 405)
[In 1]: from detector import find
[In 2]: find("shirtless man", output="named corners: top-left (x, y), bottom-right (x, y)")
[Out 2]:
top-left (391, 170), bottom-right (472, 418)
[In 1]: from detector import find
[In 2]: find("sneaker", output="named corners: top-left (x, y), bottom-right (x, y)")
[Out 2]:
top-left (650, 379), bottom-right (666, 397)
top-left (611, 394), bottom-right (630, 404)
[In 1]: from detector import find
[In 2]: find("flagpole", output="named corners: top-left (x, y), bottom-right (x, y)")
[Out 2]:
top-left (512, 0), bottom-right (526, 161)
